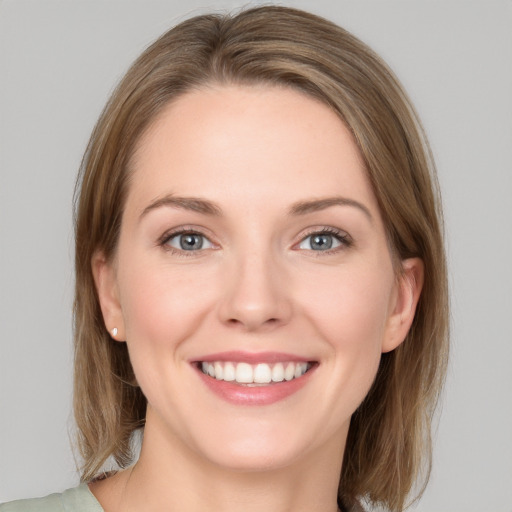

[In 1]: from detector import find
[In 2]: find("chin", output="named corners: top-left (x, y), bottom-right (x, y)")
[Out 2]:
top-left (187, 420), bottom-right (329, 474)
top-left (204, 444), bottom-right (303, 473)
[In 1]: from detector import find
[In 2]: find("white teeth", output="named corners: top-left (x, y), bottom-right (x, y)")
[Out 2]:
top-left (284, 362), bottom-right (295, 381)
top-left (236, 362), bottom-right (253, 383)
top-left (271, 363), bottom-right (284, 382)
top-left (223, 362), bottom-right (235, 381)
top-left (214, 362), bottom-right (223, 380)
top-left (295, 363), bottom-right (307, 378)
top-left (254, 363), bottom-right (272, 384)
top-left (199, 360), bottom-right (310, 384)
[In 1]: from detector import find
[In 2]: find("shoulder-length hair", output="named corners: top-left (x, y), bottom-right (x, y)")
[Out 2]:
top-left (73, 6), bottom-right (449, 511)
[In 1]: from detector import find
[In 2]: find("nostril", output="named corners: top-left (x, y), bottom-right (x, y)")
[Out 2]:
top-left (226, 316), bottom-right (280, 329)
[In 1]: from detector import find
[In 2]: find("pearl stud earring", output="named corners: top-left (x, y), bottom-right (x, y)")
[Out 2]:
top-left (111, 327), bottom-right (118, 337)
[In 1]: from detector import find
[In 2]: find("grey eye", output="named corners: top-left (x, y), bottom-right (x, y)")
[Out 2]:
top-left (167, 233), bottom-right (213, 251)
top-left (299, 233), bottom-right (342, 251)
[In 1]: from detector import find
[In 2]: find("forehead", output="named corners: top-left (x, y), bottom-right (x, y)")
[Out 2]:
top-left (127, 84), bottom-right (379, 216)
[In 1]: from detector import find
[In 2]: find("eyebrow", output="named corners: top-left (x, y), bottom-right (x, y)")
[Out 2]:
top-left (289, 196), bottom-right (373, 222)
top-left (139, 194), bottom-right (372, 222)
top-left (140, 195), bottom-right (222, 220)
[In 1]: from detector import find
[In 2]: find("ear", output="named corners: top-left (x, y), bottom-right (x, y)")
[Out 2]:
top-left (382, 257), bottom-right (424, 353)
top-left (91, 251), bottom-right (126, 342)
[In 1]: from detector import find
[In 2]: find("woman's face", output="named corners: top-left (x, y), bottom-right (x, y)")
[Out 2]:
top-left (95, 85), bottom-right (421, 472)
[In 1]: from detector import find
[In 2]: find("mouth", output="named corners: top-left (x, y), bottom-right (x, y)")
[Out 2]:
top-left (197, 360), bottom-right (313, 386)
top-left (190, 350), bottom-right (320, 406)
top-left (191, 351), bottom-right (318, 405)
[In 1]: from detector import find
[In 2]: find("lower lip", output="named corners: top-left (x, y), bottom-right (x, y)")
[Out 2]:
top-left (194, 365), bottom-right (316, 406)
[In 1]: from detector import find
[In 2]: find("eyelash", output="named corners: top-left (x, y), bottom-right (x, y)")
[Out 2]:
top-left (158, 226), bottom-right (352, 257)
top-left (158, 227), bottom-right (214, 257)
top-left (297, 227), bottom-right (352, 254)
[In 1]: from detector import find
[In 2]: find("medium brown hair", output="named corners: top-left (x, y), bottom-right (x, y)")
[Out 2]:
top-left (73, 6), bottom-right (448, 511)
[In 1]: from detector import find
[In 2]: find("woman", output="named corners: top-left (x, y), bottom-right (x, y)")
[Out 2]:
top-left (1, 6), bottom-right (448, 512)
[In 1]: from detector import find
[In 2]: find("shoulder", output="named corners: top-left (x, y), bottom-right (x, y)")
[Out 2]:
top-left (0, 484), bottom-right (104, 512)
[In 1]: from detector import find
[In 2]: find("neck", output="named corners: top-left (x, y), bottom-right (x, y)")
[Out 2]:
top-left (92, 408), bottom-right (347, 512)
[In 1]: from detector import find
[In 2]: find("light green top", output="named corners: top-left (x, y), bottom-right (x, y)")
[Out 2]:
top-left (1, 484), bottom-right (366, 512)
top-left (0, 484), bottom-right (104, 512)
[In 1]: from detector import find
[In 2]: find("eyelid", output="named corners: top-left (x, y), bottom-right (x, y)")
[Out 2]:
top-left (294, 226), bottom-right (353, 252)
top-left (157, 225), bottom-right (352, 255)
top-left (158, 226), bottom-right (217, 254)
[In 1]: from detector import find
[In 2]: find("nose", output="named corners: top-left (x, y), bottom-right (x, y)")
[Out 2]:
top-left (218, 249), bottom-right (293, 332)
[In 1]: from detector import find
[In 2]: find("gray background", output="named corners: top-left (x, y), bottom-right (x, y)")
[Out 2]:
top-left (1, 1), bottom-right (511, 510)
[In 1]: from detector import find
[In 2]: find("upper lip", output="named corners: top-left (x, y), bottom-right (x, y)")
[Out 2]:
top-left (191, 351), bottom-right (314, 364)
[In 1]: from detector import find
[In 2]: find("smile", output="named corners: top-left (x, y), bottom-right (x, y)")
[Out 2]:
top-left (193, 352), bottom-right (317, 405)
top-left (200, 361), bottom-right (311, 385)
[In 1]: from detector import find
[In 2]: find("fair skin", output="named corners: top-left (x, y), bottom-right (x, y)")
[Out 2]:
top-left (91, 85), bottom-right (423, 512)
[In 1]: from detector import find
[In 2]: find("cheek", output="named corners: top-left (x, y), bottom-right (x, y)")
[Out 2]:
top-left (118, 259), bottom-right (219, 352)
top-left (116, 259), bottom-right (221, 404)
top-left (298, 265), bottom-right (394, 389)
top-left (303, 265), bottom-right (393, 342)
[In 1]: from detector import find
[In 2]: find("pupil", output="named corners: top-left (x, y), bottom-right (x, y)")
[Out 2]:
top-left (180, 234), bottom-right (202, 250)
top-left (311, 234), bottom-right (332, 250)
